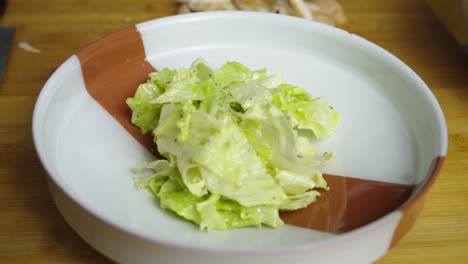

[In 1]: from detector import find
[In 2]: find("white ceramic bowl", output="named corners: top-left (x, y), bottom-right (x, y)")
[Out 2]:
top-left (33, 12), bottom-right (447, 264)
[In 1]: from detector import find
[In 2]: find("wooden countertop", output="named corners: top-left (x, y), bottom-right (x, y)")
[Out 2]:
top-left (1, 0), bottom-right (467, 263)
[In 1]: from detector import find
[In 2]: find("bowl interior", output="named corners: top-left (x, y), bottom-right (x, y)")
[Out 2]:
top-left (33, 12), bottom-right (447, 251)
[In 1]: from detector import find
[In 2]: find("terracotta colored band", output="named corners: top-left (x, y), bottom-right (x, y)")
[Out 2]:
top-left (389, 156), bottom-right (445, 247)
top-left (76, 26), bottom-right (157, 153)
top-left (280, 174), bottom-right (414, 233)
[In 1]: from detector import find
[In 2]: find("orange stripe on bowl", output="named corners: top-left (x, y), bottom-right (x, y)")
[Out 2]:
top-left (76, 26), bottom-right (157, 153)
top-left (280, 175), bottom-right (415, 233)
top-left (389, 156), bottom-right (445, 248)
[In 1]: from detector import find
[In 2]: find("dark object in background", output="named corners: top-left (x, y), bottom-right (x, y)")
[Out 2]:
top-left (0, 27), bottom-right (15, 83)
top-left (0, 0), bottom-right (6, 17)
top-left (0, 0), bottom-right (14, 84)
top-left (426, 0), bottom-right (468, 53)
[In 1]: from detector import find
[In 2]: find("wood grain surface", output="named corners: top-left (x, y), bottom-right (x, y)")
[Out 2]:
top-left (0, 0), bottom-right (467, 263)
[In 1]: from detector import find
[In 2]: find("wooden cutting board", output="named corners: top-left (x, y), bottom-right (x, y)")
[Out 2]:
top-left (0, 0), bottom-right (467, 263)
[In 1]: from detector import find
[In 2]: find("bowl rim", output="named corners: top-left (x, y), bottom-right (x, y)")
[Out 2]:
top-left (32, 10), bottom-right (448, 254)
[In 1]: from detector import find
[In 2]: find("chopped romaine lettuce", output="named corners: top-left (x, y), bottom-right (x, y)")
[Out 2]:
top-left (128, 58), bottom-right (339, 231)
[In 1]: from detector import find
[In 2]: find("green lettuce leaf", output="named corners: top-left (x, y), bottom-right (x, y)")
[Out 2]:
top-left (214, 61), bottom-right (267, 88)
top-left (271, 83), bottom-right (340, 138)
top-left (192, 114), bottom-right (287, 207)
